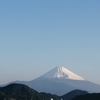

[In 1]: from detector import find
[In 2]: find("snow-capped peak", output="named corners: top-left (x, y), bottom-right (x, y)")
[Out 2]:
top-left (40, 67), bottom-right (85, 81)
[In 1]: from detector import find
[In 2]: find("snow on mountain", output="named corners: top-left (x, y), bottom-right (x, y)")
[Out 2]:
top-left (39, 67), bottom-right (85, 81)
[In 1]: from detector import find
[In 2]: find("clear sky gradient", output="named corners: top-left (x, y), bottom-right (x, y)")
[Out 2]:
top-left (0, 0), bottom-right (100, 85)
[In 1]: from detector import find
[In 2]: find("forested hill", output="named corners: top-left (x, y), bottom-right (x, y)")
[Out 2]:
top-left (72, 93), bottom-right (100, 100)
top-left (61, 89), bottom-right (88, 100)
top-left (0, 83), bottom-right (61, 100)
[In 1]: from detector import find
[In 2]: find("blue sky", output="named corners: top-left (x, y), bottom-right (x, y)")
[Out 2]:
top-left (0, 0), bottom-right (100, 85)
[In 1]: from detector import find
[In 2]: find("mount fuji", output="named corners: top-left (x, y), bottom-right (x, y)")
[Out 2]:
top-left (38, 67), bottom-right (85, 80)
top-left (3, 67), bottom-right (100, 95)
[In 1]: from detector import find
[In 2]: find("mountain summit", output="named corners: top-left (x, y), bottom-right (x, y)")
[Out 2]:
top-left (40, 67), bottom-right (85, 81)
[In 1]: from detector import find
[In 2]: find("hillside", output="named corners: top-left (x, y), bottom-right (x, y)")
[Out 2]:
top-left (72, 93), bottom-right (100, 100)
top-left (0, 83), bottom-right (61, 100)
top-left (61, 89), bottom-right (88, 100)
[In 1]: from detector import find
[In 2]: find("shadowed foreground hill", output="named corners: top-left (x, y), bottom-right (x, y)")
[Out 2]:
top-left (61, 89), bottom-right (88, 100)
top-left (0, 83), bottom-right (61, 100)
top-left (72, 93), bottom-right (100, 100)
